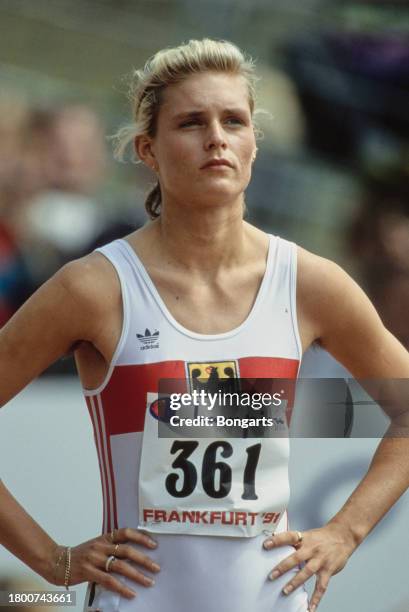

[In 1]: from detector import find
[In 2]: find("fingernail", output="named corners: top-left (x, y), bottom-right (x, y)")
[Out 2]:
top-left (310, 605), bottom-right (316, 612)
top-left (126, 590), bottom-right (136, 599)
top-left (148, 539), bottom-right (157, 548)
top-left (146, 577), bottom-right (155, 586)
top-left (151, 562), bottom-right (161, 572)
top-left (263, 539), bottom-right (274, 550)
top-left (283, 584), bottom-right (293, 595)
top-left (269, 570), bottom-right (280, 580)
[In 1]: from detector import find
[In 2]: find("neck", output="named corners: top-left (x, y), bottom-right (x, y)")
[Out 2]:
top-left (151, 194), bottom-right (249, 274)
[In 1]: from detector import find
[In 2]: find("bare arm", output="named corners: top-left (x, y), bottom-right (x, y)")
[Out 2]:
top-left (266, 249), bottom-right (409, 611)
top-left (0, 256), bottom-right (158, 595)
top-left (306, 253), bottom-right (409, 544)
top-left (0, 257), bottom-right (106, 579)
top-left (0, 257), bottom-right (106, 407)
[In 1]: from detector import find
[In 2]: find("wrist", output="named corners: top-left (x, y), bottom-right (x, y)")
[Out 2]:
top-left (41, 543), bottom-right (63, 585)
top-left (326, 519), bottom-right (364, 552)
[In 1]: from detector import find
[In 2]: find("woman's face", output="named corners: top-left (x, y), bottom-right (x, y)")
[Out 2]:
top-left (140, 71), bottom-right (256, 209)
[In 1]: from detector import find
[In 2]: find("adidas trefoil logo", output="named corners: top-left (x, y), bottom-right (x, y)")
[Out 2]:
top-left (137, 328), bottom-right (160, 350)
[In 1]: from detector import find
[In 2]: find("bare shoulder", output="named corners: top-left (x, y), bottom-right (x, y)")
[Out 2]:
top-left (56, 251), bottom-right (121, 321)
top-left (297, 244), bottom-right (341, 282)
top-left (60, 251), bottom-right (123, 356)
top-left (295, 246), bottom-right (341, 350)
top-left (296, 244), bottom-right (376, 323)
top-left (296, 243), bottom-right (376, 339)
top-left (0, 251), bottom-right (122, 407)
top-left (296, 245), bottom-right (347, 306)
top-left (296, 245), bottom-right (409, 377)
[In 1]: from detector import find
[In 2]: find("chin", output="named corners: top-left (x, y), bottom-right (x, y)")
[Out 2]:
top-left (202, 182), bottom-right (240, 197)
top-left (203, 177), bottom-right (247, 195)
top-left (167, 179), bottom-right (247, 208)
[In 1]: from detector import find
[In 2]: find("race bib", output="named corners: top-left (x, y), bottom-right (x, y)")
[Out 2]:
top-left (138, 386), bottom-right (291, 538)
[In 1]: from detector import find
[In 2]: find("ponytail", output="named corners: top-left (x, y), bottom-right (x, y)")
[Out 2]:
top-left (145, 182), bottom-right (162, 219)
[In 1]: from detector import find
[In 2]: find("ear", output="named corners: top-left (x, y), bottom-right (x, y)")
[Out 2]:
top-left (134, 134), bottom-right (157, 171)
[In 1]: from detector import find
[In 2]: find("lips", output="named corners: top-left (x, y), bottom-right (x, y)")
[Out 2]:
top-left (201, 158), bottom-right (233, 169)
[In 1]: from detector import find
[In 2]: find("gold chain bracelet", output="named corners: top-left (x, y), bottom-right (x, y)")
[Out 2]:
top-left (64, 546), bottom-right (71, 590)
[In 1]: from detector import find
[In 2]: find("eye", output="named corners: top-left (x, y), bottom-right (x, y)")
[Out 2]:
top-left (180, 119), bottom-right (202, 128)
top-left (225, 116), bottom-right (245, 126)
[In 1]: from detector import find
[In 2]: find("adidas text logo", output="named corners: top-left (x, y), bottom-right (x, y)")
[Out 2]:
top-left (137, 328), bottom-right (159, 350)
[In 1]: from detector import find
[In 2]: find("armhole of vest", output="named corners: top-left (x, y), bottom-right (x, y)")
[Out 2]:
top-left (289, 241), bottom-right (303, 367)
top-left (83, 248), bottom-right (130, 397)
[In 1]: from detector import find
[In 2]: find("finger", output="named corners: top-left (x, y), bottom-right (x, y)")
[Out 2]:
top-left (309, 572), bottom-right (331, 612)
top-left (264, 530), bottom-right (303, 550)
top-left (281, 560), bottom-right (319, 595)
top-left (111, 544), bottom-right (161, 574)
top-left (91, 567), bottom-right (137, 599)
top-left (107, 558), bottom-right (155, 588)
top-left (108, 528), bottom-right (157, 549)
top-left (268, 551), bottom-right (307, 581)
top-left (90, 545), bottom-right (160, 575)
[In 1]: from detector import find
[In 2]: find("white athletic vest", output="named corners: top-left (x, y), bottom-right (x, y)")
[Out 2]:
top-left (83, 235), bottom-right (308, 612)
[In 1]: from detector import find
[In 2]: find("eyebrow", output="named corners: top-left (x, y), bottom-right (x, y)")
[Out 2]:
top-left (172, 108), bottom-right (249, 121)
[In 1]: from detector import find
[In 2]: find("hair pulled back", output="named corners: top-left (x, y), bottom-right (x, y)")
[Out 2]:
top-left (113, 38), bottom-right (258, 219)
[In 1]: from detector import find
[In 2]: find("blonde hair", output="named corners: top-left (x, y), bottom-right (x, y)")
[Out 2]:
top-left (112, 38), bottom-right (260, 219)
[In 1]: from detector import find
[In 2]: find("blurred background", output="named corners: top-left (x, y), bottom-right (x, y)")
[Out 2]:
top-left (1, 0), bottom-right (408, 610)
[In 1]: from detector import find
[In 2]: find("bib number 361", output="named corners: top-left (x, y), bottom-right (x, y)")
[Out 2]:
top-left (165, 440), bottom-right (261, 500)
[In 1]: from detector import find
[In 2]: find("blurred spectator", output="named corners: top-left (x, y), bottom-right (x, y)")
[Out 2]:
top-left (0, 223), bottom-right (32, 327)
top-left (24, 104), bottom-right (108, 284)
top-left (350, 171), bottom-right (409, 349)
top-left (0, 97), bottom-right (144, 332)
top-left (285, 29), bottom-right (409, 163)
top-left (0, 95), bottom-right (44, 327)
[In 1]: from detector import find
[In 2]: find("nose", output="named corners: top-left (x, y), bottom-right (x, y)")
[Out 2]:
top-left (204, 120), bottom-right (227, 151)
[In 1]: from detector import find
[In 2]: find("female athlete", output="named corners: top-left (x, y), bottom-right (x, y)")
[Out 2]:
top-left (1, 39), bottom-right (409, 612)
